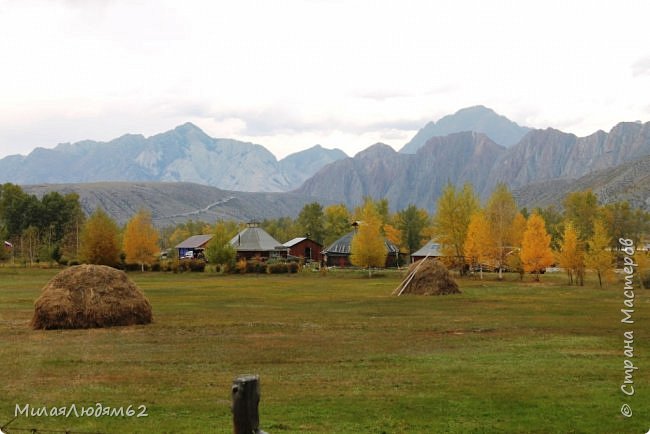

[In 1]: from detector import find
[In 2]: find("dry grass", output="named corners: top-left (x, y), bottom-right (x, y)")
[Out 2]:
top-left (397, 258), bottom-right (460, 295)
top-left (31, 265), bottom-right (152, 330)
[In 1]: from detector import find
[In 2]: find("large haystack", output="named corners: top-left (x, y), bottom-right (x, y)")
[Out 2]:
top-left (395, 258), bottom-right (460, 296)
top-left (32, 264), bottom-right (152, 330)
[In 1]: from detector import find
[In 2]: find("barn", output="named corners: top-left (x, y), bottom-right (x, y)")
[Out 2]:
top-left (175, 234), bottom-right (214, 259)
top-left (322, 230), bottom-right (400, 267)
top-left (229, 222), bottom-right (288, 261)
top-left (410, 240), bottom-right (443, 263)
top-left (283, 237), bottom-right (323, 263)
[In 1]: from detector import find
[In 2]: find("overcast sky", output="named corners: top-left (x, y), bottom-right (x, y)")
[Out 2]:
top-left (1, 0), bottom-right (649, 160)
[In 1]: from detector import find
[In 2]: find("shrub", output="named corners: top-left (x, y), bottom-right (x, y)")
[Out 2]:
top-left (123, 262), bottom-right (143, 272)
top-left (235, 258), bottom-right (247, 274)
top-left (267, 263), bottom-right (289, 274)
top-left (188, 259), bottom-right (206, 272)
top-left (246, 260), bottom-right (265, 274)
top-left (288, 262), bottom-right (299, 274)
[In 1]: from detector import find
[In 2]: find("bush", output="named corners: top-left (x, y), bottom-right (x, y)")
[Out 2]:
top-left (267, 263), bottom-right (289, 274)
top-left (123, 262), bottom-right (143, 272)
top-left (235, 258), bottom-right (247, 274)
top-left (188, 259), bottom-right (206, 272)
top-left (246, 260), bottom-right (265, 274)
top-left (288, 262), bottom-right (299, 274)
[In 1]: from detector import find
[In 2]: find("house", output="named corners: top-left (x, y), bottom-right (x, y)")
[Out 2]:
top-left (322, 230), bottom-right (401, 267)
top-left (283, 237), bottom-right (323, 263)
top-left (410, 240), bottom-right (443, 263)
top-left (229, 222), bottom-right (288, 261)
top-left (175, 234), bottom-right (214, 259)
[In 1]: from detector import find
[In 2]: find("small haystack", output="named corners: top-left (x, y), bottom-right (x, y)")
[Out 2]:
top-left (393, 258), bottom-right (460, 296)
top-left (31, 264), bottom-right (152, 330)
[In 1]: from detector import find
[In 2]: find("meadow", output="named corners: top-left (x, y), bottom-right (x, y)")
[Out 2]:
top-left (0, 267), bottom-right (648, 433)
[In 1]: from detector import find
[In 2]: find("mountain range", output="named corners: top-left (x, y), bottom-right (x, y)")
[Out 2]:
top-left (399, 105), bottom-right (530, 153)
top-left (5, 106), bottom-right (650, 222)
top-left (0, 123), bottom-right (347, 192)
top-left (21, 182), bottom-right (332, 226)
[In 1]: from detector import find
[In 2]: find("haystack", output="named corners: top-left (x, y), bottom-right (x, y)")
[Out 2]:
top-left (394, 258), bottom-right (460, 296)
top-left (31, 264), bottom-right (152, 330)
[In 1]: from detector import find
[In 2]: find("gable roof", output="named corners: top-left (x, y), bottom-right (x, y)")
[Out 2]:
top-left (323, 231), bottom-right (399, 255)
top-left (175, 234), bottom-right (214, 249)
top-left (230, 226), bottom-right (285, 251)
top-left (411, 240), bottom-right (442, 258)
top-left (283, 237), bottom-right (307, 247)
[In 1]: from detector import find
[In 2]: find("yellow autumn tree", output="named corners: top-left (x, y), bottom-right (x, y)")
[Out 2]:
top-left (350, 201), bottom-right (387, 277)
top-left (557, 222), bottom-right (585, 285)
top-left (485, 183), bottom-right (518, 279)
top-left (433, 183), bottom-right (479, 274)
top-left (520, 213), bottom-right (554, 281)
top-left (510, 212), bottom-right (528, 248)
top-left (464, 210), bottom-right (492, 279)
top-left (123, 209), bottom-right (159, 271)
top-left (79, 208), bottom-right (121, 267)
top-left (585, 219), bottom-right (613, 288)
top-left (506, 212), bottom-right (528, 279)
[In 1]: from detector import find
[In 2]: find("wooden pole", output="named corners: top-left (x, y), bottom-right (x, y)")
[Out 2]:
top-left (232, 375), bottom-right (267, 434)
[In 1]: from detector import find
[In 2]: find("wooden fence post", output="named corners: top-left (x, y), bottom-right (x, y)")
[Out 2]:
top-left (232, 374), bottom-right (267, 434)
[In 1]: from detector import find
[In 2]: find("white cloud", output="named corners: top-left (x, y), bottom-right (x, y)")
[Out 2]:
top-left (1, 0), bottom-right (650, 159)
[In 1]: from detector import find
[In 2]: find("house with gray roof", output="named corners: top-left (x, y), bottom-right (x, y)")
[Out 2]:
top-left (175, 234), bottom-right (214, 259)
top-left (322, 229), bottom-right (401, 267)
top-left (229, 222), bottom-right (288, 260)
top-left (411, 240), bottom-right (443, 262)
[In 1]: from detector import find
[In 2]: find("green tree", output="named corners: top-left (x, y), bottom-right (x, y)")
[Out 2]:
top-left (563, 190), bottom-right (599, 241)
top-left (0, 183), bottom-right (32, 237)
top-left (204, 222), bottom-right (237, 270)
top-left (350, 201), bottom-right (387, 277)
top-left (323, 204), bottom-right (351, 246)
top-left (536, 205), bottom-right (564, 250)
top-left (586, 219), bottom-right (613, 288)
top-left (521, 213), bottom-right (554, 281)
top-left (123, 209), bottom-right (159, 271)
top-left (22, 225), bottom-right (40, 266)
top-left (80, 208), bottom-right (121, 267)
top-left (297, 202), bottom-right (325, 243)
top-left (601, 201), bottom-right (650, 249)
top-left (262, 217), bottom-right (297, 244)
top-left (485, 183), bottom-right (518, 279)
top-left (433, 183), bottom-right (479, 274)
top-left (396, 204), bottom-right (429, 257)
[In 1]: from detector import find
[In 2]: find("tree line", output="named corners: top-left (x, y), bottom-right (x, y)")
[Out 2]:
top-left (2, 182), bottom-right (648, 282)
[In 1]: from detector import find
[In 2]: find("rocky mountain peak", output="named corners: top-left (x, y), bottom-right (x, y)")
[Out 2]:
top-left (354, 143), bottom-right (396, 159)
top-left (400, 105), bottom-right (530, 153)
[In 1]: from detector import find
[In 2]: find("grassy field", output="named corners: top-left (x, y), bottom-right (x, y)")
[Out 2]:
top-left (0, 267), bottom-right (648, 433)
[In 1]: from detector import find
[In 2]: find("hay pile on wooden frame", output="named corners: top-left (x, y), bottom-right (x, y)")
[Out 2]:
top-left (31, 264), bottom-right (152, 330)
top-left (393, 258), bottom-right (460, 296)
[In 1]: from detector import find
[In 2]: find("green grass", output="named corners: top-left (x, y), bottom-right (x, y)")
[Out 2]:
top-left (0, 267), bottom-right (648, 433)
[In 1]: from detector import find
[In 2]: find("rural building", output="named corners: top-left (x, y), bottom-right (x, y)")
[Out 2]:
top-left (229, 222), bottom-right (288, 261)
top-left (411, 240), bottom-right (443, 263)
top-left (322, 230), bottom-right (401, 267)
top-left (175, 234), bottom-right (214, 259)
top-left (283, 237), bottom-right (323, 263)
